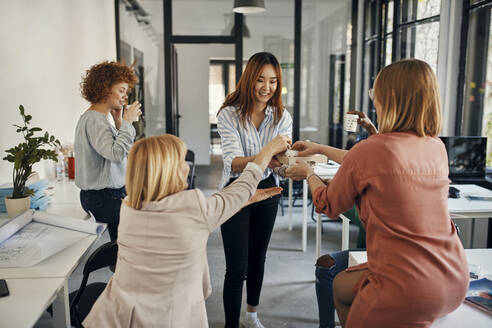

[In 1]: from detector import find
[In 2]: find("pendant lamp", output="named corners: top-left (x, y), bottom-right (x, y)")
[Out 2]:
top-left (233, 0), bottom-right (266, 14)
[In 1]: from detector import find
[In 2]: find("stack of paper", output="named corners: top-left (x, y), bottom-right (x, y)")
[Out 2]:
top-left (0, 179), bottom-right (50, 212)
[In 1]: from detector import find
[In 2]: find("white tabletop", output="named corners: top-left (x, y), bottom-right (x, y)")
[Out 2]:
top-left (314, 162), bottom-right (340, 179)
top-left (0, 277), bottom-right (65, 328)
top-left (0, 180), bottom-right (87, 222)
top-left (349, 249), bottom-right (492, 327)
top-left (448, 184), bottom-right (492, 217)
top-left (0, 234), bottom-right (98, 279)
top-left (0, 180), bottom-right (100, 328)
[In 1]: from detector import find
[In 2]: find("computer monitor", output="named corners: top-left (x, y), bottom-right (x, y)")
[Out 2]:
top-left (440, 136), bottom-right (487, 178)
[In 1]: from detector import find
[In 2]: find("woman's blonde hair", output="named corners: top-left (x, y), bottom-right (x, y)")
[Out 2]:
top-left (125, 134), bottom-right (187, 210)
top-left (373, 59), bottom-right (442, 137)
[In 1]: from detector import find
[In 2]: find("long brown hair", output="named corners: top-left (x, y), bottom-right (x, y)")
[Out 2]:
top-left (219, 52), bottom-right (284, 127)
top-left (374, 59), bottom-right (442, 137)
top-left (125, 134), bottom-right (187, 210)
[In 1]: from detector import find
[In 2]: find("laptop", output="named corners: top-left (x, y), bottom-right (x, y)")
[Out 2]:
top-left (440, 136), bottom-right (491, 188)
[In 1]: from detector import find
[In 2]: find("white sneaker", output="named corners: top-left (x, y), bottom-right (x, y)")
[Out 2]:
top-left (241, 315), bottom-right (266, 328)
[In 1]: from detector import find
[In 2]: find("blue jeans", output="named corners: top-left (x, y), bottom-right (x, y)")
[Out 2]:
top-left (80, 187), bottom-right (126, 241)
top-left (315, 249), bottom-right (364, 328)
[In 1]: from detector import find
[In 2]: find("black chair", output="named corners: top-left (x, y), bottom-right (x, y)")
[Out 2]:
top-left (186, 149), bottom-right (196, 189)
top-left (69, 241), bottom-right (118, 327)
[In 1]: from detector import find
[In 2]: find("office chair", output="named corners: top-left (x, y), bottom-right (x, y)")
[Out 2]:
top-left (69, 241), bottom-right (118, 327)
top-left (186, 150), bottom-right (196, 189)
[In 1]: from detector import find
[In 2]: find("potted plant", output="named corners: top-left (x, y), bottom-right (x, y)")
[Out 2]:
top-left (3, 105), bottom-right (60, 217)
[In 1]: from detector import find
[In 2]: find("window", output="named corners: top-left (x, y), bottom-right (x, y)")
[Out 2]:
top-left (460, 0), bottom-right (492, 165)
top-left (397, 0), bottom-right (441, 73)
top-left (360, 0), bottom-right (441, 130)
top-left (361, 0), bottom-right (382, 126)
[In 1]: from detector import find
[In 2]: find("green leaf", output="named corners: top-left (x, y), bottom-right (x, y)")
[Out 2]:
top-left (19, 105), bottom-right (25, 116)
top-left (25, 115), bottom-right (32, 122)
top-left (30, 127), bottom-right (42, 132)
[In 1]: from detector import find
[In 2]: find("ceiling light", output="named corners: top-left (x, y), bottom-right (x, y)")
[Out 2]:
top-left (233, 0), bottom-right (265, 14)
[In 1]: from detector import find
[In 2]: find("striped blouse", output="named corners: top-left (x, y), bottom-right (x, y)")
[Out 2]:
top-left (217, 105), bottom-right (293, 189)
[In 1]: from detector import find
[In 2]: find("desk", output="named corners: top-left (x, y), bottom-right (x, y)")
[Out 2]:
top-left (286, 163), bottom-right (339, 252)
top-left (0, 277), bottom-right (66, 328)
top-left (310, 181), bottom-right (492, 259)
top-left (349, 249), bottom-right (492, 327)
top-left (0, 180), bottom-right (100, 328)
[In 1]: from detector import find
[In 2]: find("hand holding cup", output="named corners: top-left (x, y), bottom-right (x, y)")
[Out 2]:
top-left (123, 101), bottom-right (142, 123)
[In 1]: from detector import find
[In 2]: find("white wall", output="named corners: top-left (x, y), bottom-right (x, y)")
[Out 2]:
top-left (175, 44), bottom-right (234, 165)
top-left (0, 0), bottom-right (116, 183)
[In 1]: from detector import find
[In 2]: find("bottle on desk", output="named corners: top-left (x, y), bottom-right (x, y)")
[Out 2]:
top-left (56, 151), bottom-right (66, 182)
top-left (67, 151), bottom-right (75, 180)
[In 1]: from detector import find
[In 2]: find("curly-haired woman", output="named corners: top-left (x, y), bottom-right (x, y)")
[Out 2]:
top-left (75, 61), bottom-right (142, 241)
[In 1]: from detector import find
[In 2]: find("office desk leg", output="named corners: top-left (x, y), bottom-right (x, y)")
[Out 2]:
top-left (52, 280), bottom-right (70, 328)
top-left (341, 214), bottom-right (350, 251)
top-left (288, 179), bottom-right (293, 231)
top-left (302, 179), bottom-right (307, 252)
top-left (471, 218), bottom-right (476, 248)
top-left (316, 213), bottom-right (322, 259)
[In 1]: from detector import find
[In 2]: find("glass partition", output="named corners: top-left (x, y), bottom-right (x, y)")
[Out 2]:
top-left (461, 3), bottom-right (492, 165)
top-left (118, 0), bottom-right (165, 138)
top-left (300, 0), bottom-right (353, 148)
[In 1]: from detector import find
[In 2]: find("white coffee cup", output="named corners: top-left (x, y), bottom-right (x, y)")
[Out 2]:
top-left (344, 114), bottom-right (359, 132)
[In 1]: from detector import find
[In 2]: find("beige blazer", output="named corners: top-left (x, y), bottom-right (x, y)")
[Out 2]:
top-left (83, 163), bottom-right (263, 328)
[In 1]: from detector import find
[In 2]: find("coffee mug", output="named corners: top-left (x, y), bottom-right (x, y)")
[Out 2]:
top-left (344, 114), bottom-right (359, 132)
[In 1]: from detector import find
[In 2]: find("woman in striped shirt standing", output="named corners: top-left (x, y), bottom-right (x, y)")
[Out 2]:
top-left (217, 52), bottom-right (293, 328)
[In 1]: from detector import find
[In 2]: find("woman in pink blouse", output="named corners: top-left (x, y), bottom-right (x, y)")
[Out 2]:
top-left (285, 59), bottom-right (468, 328)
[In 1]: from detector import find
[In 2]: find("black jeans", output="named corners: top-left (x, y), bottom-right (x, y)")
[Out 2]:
top-left (221, 175), bottom-right (279, 328)
top-left (80, 187), bottom-right (126, 241)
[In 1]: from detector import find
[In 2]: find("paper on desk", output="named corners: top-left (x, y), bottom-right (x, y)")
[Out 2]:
top-left (0, 210), bottom-right (105, 267)
top-left (32, 211), bottom-right (103, 234)
top-left (0, 210), bottom-right (33, 245)
top-left (0, 222), bottom-right (88, 267)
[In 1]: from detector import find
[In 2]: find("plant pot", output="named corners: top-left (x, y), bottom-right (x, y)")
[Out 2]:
top-left (5, 196), bottom-right (31, 218)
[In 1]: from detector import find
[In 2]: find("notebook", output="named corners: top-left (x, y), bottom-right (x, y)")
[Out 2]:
top-left (465, 278), bottom-right (492, 314)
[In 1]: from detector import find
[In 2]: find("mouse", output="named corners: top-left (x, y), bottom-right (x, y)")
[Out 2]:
top-left (448, 186), bottom-right (460, 199)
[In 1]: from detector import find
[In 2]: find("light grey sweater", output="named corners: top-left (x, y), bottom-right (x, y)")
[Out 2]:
top-left (74, 110), bottom-right (135, 190)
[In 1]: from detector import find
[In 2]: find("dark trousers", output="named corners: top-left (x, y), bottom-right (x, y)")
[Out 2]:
top-left (80, 187), bottom-right (126, 241)
top-left (315, 249), bottom-right (364, 328)
top-left (221, 175), bottom-right (279, 328)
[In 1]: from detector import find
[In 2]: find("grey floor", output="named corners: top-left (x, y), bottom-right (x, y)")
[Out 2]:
top-left (35, 154), bottom-right (359, 328)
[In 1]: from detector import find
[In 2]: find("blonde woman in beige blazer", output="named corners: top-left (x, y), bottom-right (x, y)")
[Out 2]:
top-left (83, 133), bottom-right (291, 328)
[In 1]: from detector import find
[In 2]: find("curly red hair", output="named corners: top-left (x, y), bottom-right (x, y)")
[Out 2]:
top-left (81, 61), bottom-right (137, 104)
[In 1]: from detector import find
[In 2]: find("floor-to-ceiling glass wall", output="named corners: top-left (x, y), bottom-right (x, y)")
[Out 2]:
top-left (117, 0), bottom-right (165, 139)
top-left (461, 0), bottom-right (492, 165)
top-left (300, 0), bottom-right (353, 148)
top-left (359, 0), bottom-right (441, 134)
top-left (398, 0), bottom-right (441, 72)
